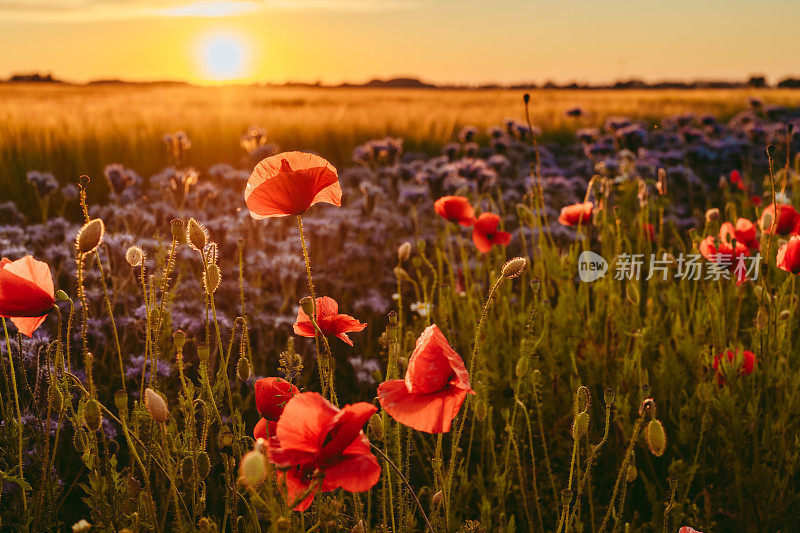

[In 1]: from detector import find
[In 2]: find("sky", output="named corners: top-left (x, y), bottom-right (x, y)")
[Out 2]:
top-left (1, 0), bottom-right (799, 85)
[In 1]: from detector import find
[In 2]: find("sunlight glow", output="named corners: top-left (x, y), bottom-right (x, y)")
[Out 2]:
top-left (197, 32), bottom-right (251, 81)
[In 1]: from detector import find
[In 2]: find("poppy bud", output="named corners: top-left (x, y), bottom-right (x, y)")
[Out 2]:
top-left (204, 263), bottom-right (221, 294)
top-left (523, 93), bottom-right (530, 104)
top-left (83, 398), bottom-right (102, 432)
top-left (196, 451), bottom-right (211, 479)
top-left (186, 218), bottom-right (208, 252)
top-left (144, 388), bottom-right (169, 424)
top-left (626, 464), bottom-right (637, 482)
top-left (49, 381), bottom-right (64, 412)
top-left (236, 357), bottom-right (251, 381)
top-left (645, 419), bottom-right (666, 457)
top-left (125, 245), bottom-right (144, 267)
top-left (501, 257), bottom-right (528, 279)
top-left (275, 517), bottom-right (291, 532)
top-left (393, 267), bottom-right (412, 282)
top-left (351, 520), bottom-right (366, 533)
top-left (604, 388), bottom-right (615, 406)
top-left (217, 427), bottom-right (234, 448)
top-left (755, 308), bottom-right (768, 330)
top-left (780, 309), bottom-right (791, 320)
top-left (398, 242), bottom-right (412, 263)
top-left (300, 296), bottom-right (315, 318)
top-left (170, 218), bottom-right (186, 244)
top-left (181, 456), bottom-right (195, 484)
top-left (705, 208), bottom-right (720, 222)
top-left (239, 449), bottom-right (267, 488)
top-left (173, 330), bottom-right (186, 350)
top-left (530, 278), bottom-right (541, 296)
top-left (56, 289), bottom-right (70, 302)
top-left (475, 397), bottom-right (488, 421)
top-left (76, 218), bottom-right (105, 254)
top-left (432, 490), bottom-right (444, 509)
top-left (515, 356), bottom-right (529, 377)
top-left (368, 414), bottom-right (384, 441)
top-left (572, 411), bottom-right (589, 440)
top-left (753, 285), bottom-right (771, 303)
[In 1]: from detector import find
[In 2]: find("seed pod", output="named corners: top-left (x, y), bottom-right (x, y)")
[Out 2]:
top-left (397, 242), bottom-right (412, 263)
top-left (474, 397), bottom-right (488, 422)
top-left (83, 398), bottom-right (102, 432)
top-left (300, 296), bottom-right (315, 318)
top-left (645, 419), bottom-right (667, 457)
top-left (173, 330), bottom-right (186, 350)
top-left (181, 456), bottom-right (195, 484)
top-left (217, 427), bottom-right (234, 448)
top-left (204, 263), bottom-right (221, 294)
top-left (560, 489), bottom-right (573, 506)
top-left (170, 218), bottom-right (186, 244)
top-left (198, 344), bottom-right (210, 364)
top-left (368, 414), bottom-right (383, 441)
top-left (515, 356), bottom-right (529, 378)
top-left (144, 388), bottom-right (169, 424)
top-left (501, 257), bottom-right (527, 279)
top-left (239, 450), bottom-right (267, 488)
top-left (76, 218), bottom-right (105, 254)
top-left (114, 391), bottom-right (128, 413)
top-left (55, 290), bottom-right (70, 302)
top-left (196, 451), bottom-right (211, 479)
top-left (603, 388), bottom-right (616, 406)
top-left (626, 464), bottom-right (637, 482)
top-left (125, 245), bottom-right (144, 267)
top-left (572, 411), bottom-right (589, 440)
top-left (186, 218), bottom-right (208, 252)
top-left (236, 357), bottom-right (251, 381)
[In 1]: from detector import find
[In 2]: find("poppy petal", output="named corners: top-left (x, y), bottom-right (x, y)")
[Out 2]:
top-left (274, 392), bottom-right (338, 454)
top-left (320, 402), bottom-right (376, 458)
top-left (406, 324), bottom-right (471, 394)
top-left (320, 437), bottom-right (381, 493)
top-left (377, 379), bottom-right (469, 434)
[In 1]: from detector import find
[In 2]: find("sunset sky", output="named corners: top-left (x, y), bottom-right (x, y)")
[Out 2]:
top-left (1, 0), bottom-right (798, 85)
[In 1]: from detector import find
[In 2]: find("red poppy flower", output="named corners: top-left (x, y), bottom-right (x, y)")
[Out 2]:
top-left (377, 324), bottom-right (474, 434)
top-left (719, 219), bottom-right (759, 251)
top-left (0, 256), bottom-right (55, 337)
top-left (699, 235), bottom-right (750, 284)
top-left (244, 151), bottom-right (341, 219)
top-left (434, 196), bottom-right (476, 226)
top-left (758, 203), bottom-right (800, 235)
top-left (713, 349), bottom-right (756, 385)
top-left (472, 213), bottom-right (511, 254)
top-left (267, 392), bottom-right (380, 511)
top-left (730, 169), bottom-right (742, 186)
top-left (750, 195), bottom-right (762, 207)
top-left (253, 377), bottom-right (300, 440)
top-left (558, 202), bottom-right (593, 226)
top-left (293, 296), bottom-right (366, 346)
top-left (679, 528), bottom-right (703, 533)
top-left (777, 235), bottom-right (800, 274)
top-left (643, 223), bottom-right (656, 242)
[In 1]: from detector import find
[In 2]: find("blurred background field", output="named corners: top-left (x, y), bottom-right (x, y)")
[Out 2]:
top-left (2, 84), bottom-right (799, 210)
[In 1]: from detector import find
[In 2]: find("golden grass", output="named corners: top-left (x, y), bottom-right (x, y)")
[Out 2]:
top-left (1, 83), bottom-right (799, 206)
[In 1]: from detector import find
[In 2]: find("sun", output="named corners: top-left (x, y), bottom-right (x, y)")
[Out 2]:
top-left (197, 32), bottom-right (251, 82)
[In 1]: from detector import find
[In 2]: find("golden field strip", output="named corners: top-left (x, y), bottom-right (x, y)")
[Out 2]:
top-left (1, 83), bottom-right (799, 206)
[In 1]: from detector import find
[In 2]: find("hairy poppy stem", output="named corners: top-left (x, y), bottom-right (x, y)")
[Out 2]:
top-left (370, 443), bottom-right (436, 533)
top-left (2, 317), bottom-right (27, 512)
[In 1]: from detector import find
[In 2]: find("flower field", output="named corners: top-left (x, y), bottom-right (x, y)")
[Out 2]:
top-left (2, 87), bottom-right (800, 532)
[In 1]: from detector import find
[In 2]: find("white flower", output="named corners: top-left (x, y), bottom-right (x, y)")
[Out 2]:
top-left (410, 301), bottom-right (432, 318)
top-left (72, 519), bottom-right (92, 533)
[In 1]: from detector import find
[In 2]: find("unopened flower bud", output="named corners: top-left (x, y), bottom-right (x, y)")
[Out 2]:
top-left (572, 411), bottom-right (589, 440)
top-left (515, 356), bottom-right (530, 378)
top-left (76, 218), bottom-right (105, 254)
top-left (397, 242), bottom-right (412, 263)
top-left (83, 398), bottom-right (102, 432)
top-left (114, 390), bottom-right (128, 413)
top-left (181, 456), bottom-right (195, 484)
top-left (49, 381), bottom-right (64, 412)
top-left (204, 263), bottom-right (220, 293)
top-left (239, 450), bottom-right (267, 488)
top-left (475, 397), bottom-right (488, 422)
top-left (432, 490), bottom-right (443, 509)
top-left (125, 245), bottom-right (144, 267)
top-left (394, 266), bottom-right (412, 282)
top-left (170, 218), bottom-right (185, 243)
top-left (144, 388), bottom-right (169, 424)
top-left (501, 257), bottom-right (527, 279)
top-left (56, 289), bottom-right (70, 302)
top-left (626, 464), bottom-right (637, 482)
top-left (186, 218), bottom-right (208, 252)
top-left (368, 414), bottom-right (384, 441)
top-left (779, 309), bottom-right (791, 320)
top-left (351, 519), bottom-right (366, 533)
top-left (645, 419), bottom-right (666, 457)
top-left (196, 451), bottom-right (211, 479)
top-left (705, 208), bottom-right (720, 222)
top-left (236, 357), bottom-right (251, 381)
